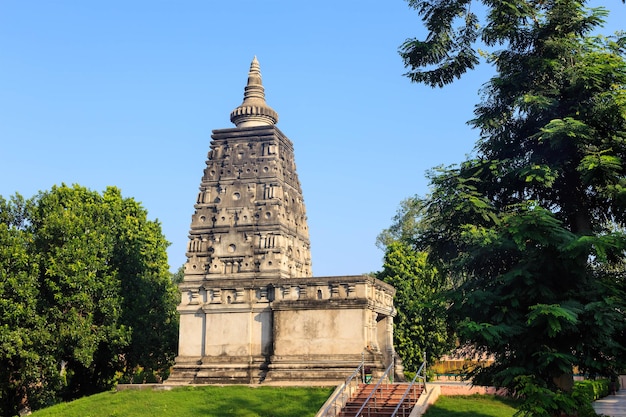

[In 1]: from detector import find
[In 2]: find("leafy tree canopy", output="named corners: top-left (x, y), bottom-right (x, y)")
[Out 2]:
top-left (376, 237), bottom-right (453, 374)
top-left (377, 198), bottom-right (454, 373)
top-left (400, 0), bottom-right (625, 87)
top-left (398, 0), bottom-right (626, 415)
top-left (0, 184), bottom-right (179, 416)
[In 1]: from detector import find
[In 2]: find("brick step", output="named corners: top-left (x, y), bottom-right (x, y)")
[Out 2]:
top-left (357, 383), bottom-right (421, 391)
top-left (344, 396), bottom-right (419, 404)
top-left (338, 407), bottom-right (411, 417)
top-left (342, 401), bottom-right (417, 414)
top-left (339, 405), bottom-right (415, 417)
top-left (338, 383), bottom-right (424, 417)
top-left (349, 389), bottom-right (422, 400)
top-left (347, 395), bottom-right (422, 404)
top-left (342, 399), bottom-right (418, 409)
top-left (351, 388), bottom-right (422, 396)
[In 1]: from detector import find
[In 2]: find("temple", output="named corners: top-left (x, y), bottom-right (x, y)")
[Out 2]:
top-left (169, 57), bottom-right (398, 384)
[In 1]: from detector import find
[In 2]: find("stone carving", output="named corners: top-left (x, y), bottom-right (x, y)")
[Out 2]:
top-left (169, 58), bottom-right (397, 385)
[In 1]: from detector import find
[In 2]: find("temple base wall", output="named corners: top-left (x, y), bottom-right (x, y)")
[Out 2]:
top-left (168, 275), bottom-right (396, 385)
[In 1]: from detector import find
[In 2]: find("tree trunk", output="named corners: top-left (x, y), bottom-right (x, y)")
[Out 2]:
top-left (553, 372), bottom-right (574, 392)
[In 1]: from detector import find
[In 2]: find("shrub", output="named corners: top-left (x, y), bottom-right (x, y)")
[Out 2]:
top-left (573, 379), bottom-right (609, 402)
top-left (513, 376), bottom-right (609, 417)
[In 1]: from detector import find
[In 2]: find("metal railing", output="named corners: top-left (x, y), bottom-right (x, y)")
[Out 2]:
top-left (318, 355), bottom-right (365, 417)
top-left (354, 358), bottom-right (395, 417)
top-left (390, 357), bottom-right (428, 417)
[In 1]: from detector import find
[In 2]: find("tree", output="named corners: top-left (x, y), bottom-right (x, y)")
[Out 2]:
top-left (376, 238), bottom-right (453, 374)
top-left (0, 195), bottom-right (58, 416)
top-left (377, 198), bottom-right (453, 373)
top-left (31, 185), bottom-right (131, 400)
top-left (399, 0), bottom-right (626, 415)
top-left (171, 265), bottom-right (185, 285)
top-left (0, 184), bottom-right (179, 414)
top-left (103, 188), bottom-right (179, 384)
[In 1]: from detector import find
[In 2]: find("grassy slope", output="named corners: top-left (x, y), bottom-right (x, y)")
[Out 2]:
top-left (30, 387), bottom-right (520, 417)
top-left (423, 395), bottom-right (520, 417)
top-left (30, 386), bottom-right (335, 417)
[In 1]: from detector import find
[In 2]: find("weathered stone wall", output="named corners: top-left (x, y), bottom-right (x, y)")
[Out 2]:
top-left (274, 309), bottom-right (365, 356)
top-left (171, 275), bottom-right (396, 384)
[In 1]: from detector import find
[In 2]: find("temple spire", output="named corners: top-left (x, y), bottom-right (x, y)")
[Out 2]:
top-left (230, 56), bottom-right (279, 127)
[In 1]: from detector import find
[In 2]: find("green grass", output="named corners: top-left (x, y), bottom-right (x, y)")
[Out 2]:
top-left (423, 395), bottom-right (520, 417)
top-left (30, 386), bottom-right (334, 417)
top-left (30, 387), bottom-right (520, 417)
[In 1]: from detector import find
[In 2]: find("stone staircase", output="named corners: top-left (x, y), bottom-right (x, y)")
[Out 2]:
top-left (338, 383), bottom-right (423, 417)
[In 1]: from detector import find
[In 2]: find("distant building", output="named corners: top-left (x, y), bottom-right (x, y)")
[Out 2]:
top-left (168, 58), bottom-right (398, 384)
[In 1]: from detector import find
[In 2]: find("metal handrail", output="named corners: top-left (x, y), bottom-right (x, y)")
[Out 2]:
top-left (318, 356), bottom-right (365, 417)
top-left (390, 358), bottom-right (428, 417)
top-left (355, 359), bottom-right (395, 417)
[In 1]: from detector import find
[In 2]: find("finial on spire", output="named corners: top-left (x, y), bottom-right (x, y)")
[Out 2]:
top-left (230, 57), bottom-right (279, 128)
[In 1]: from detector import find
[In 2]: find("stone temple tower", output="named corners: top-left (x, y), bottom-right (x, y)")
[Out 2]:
top-left (170, 58), bottom-right (397, 385)
top-left (186, 56), bottom-right (312, 281)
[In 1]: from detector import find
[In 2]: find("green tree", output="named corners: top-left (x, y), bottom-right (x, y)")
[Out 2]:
top-left (399, 0), bottom-right (626, 415)
top-left (0, 184), bottom-right (179, 414)
top-left (31, 185), bottom-right (131, 400)
top-left (104, 188), bottom-right (179, 384)
top-left (0, 195), bottom-right (58, 416)
top-left (171, 265), bottom-right (185, 285)
top-left (376, 239), bottom-right (452, 374)
top-left (377, 198), bottom-right (453, 373)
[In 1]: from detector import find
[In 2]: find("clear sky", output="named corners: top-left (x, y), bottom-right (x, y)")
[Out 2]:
top-left (1, 1), bottom-right (624, 276)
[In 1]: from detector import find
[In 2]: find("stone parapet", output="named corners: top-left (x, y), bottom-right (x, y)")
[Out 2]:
top-left (178, 275), bottom-right (394, 312)
top-left (171, 274), bottom-right (396, 384)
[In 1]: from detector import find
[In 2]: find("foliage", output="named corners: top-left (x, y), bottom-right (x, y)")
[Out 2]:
top-left (0, 184), bottom-right (179, 416)
top-left (399, 0), bottom-right (626, 415)
top-left (377, 223), bottom-right (454, 372)
top-left (513, 376), bottom-right (578, 417)
top-left (29, 386), bottom-right (334, 417)
top-left (400, 0), bottom-right (624, 87)
top-left (572, 379), bottom-right (609, 415)
top-left (513, 377), bottom-right (608, 417)
top-left (171, 265), bottom-right (185, 285)
top-left (0, 195), bottom-right (60, 414)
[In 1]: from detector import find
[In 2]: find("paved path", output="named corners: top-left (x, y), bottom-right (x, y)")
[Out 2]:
top-left (593, 389), bottom-right (626, 416)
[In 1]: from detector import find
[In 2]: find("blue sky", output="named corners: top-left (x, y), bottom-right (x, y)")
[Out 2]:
top-left (1, 1), bottom-right (624, 276)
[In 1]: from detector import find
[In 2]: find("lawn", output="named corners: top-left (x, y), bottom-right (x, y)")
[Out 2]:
top-left (30, 386), bottom-right (335, 417)
top-left (423, 395), bottom-right (520, 417)
top-left (29, 386), bottom-right (520, 417)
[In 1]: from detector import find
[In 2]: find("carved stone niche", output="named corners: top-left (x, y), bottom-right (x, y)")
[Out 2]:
top-left (255, 286), bottom-right (273, 303)
top-left (206, 288), bottom-right (221, 304)
top-left (221, 288), bottom-right (245, 304)
top-left (187, 288), bottom-right (202, 305)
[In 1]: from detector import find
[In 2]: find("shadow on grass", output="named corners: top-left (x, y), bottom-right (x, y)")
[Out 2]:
top-left (182, 386), bottom-right (334, 417)
top-left (423, 395), bottom-right (520, 417)
top-left (29, 385), bottom-right (334, 417)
